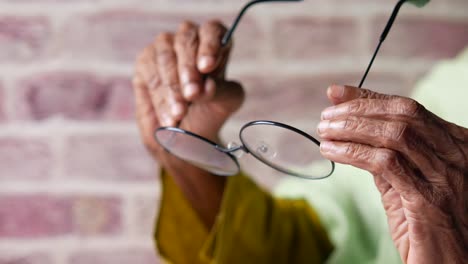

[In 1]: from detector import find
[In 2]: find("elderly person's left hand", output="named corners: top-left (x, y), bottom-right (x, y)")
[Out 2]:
top-left (318, 85), bottom-right (467, 264)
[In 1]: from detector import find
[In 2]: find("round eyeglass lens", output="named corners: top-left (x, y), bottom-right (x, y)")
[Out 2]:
top-left (239, 121), bottom-right (334, 179)
top-left (155, 128), bottom-right (239, 176)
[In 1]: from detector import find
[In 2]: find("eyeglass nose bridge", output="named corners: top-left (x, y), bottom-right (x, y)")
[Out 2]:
top-left (215, 142), bottom-right (249, 157)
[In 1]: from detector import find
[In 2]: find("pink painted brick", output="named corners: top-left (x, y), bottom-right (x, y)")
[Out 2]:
top-left (61, 11), bottom-right (261, 62)
top-left (0, 195), bottom-right (73, 238)
top-left (0, 16), bottom-right (51, 62)
top-left (69, 248), bottom-right (159, 264)
top-left (0, 195), bottom-right (121, 238)
top-left (272, 17), bottom-right (362, 60)
top-left (0, 138), bottom-right (52, 180)
top-left (0, 252), bottom-right (52, 264)
top-left (64, 133), bottom-right (158, 182)
top-left (372, 16), bottom-right (468, 60)
top-left (131, 196), bottom-right (159, 236)
top-left (71, 196), bottom-right (121, 236)
top-left (14, 72), bottom-right (134, 121)
top-left (0, 81), bottom-right (5, 122)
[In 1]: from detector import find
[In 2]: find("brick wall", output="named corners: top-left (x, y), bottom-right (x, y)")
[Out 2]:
top-left (0, 0), bottom-right (467, 263)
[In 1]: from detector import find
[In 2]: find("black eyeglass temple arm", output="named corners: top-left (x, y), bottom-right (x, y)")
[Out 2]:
top-left (359, 0), bottom-right (408, 88)
top-left (222, 0), bottom-right (303, 46)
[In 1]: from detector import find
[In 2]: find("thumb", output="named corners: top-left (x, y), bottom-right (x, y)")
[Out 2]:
top-left (180, 78), bottom-right (244, 142)
top-left (327, 84), bottom-right (397, 105)
top-left (204, 78), bottom-right (245, 116)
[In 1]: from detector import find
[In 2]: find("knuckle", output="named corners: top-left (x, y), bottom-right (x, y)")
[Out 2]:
top-left (359, 88), bottom-right (373, 99)
top-left (179, 20), bottom-right (197, 32)
top-left (155, 32), bottom-right (174, 44)
top-left (398, 98), bottom-right (423, 117)
top-left (206, 19), bottom-right (226, 29)
top-left (344, 143), bottom-right (365, 160)
top-left (201, 19), bottom-right (226, 35)
top-left (377, 149), bottom-right (401, 174)
top-left (159, 32), bottom-right (173, 41)
top-left (406, 99), bottom-right (421, 116)
top-left (343, 116), bottom-right (357, 130)
top-left (177, 22), bottom-right (198, 46)
top-left (157, 49), bottom-right (175, 65)
top-left (344, 143), bottom-right (356, 156)
top-left (348, 99), bottom-right (364, 113)
top-left (347, 99), bottom-right (376, 115)
top-left (383, 121), bottom-right (409, 146)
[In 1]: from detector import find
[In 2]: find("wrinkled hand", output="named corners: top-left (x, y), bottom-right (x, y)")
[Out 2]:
top-left (132, 20), bottom-right (244, 227)
top-left (133, 20), bottom-right (244, 159)
top-left (318, 85), bottom-right (468, 264)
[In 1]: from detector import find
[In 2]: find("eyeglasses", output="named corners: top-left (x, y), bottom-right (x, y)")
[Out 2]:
top-left (155, 0), bottom-right (411, 179)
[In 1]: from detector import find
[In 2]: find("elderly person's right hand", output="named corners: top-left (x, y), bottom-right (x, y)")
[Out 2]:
top-left (133, 20), bottom-right (244, 227)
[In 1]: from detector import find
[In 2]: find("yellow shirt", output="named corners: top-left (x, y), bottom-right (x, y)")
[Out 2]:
top-left (155, 171), bottom-right (333, 264)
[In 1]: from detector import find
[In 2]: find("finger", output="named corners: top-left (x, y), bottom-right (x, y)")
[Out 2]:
top-left (320, 141), bottom-right (420, 197)
top-left (180, 78), bottom-right (244, 141)
top-left (318, 116), bottom-right (449, 185)
top-left (135, 46), bottom-right (160, 88)
top-left (320, 99), bottom-right (465, 167)
top-left (154, 33), bottom-right (187, 125)
top-left (149, 86), bottom-right (183, 127)
top-left (155, 33), bottom-right (179, 88)
top-left (327, 85), bottom-right (398, 105)
top-left (321, 97), bottom-right (423, 120)
top-left (132, 74), bottom-right (160, 152)
top-left (175, 21), bottom-right (203, 101)
top-left (197, 20), bottom-right (229, 74)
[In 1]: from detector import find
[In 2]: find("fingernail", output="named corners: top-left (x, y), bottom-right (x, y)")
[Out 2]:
top-left (320, 141), bottom-right (335, 153)
top-left (198, 56), bottom-right (216, 71)
top-left (317, 120), bottom-right (330, 133)
top-left (184, 83), bottom-right (199, 99)
top-left (171, 103), bottom-right (184, 117)
top-left (328, 85), bottom-right (345, 99)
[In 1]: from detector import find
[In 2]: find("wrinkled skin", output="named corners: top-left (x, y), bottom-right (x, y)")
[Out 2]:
top-left (318, 85), bottom-right (468, 264)
top-left (133, 20), bottom-right (244, 228)
top-left (133, 19), bottom-right (468, 264)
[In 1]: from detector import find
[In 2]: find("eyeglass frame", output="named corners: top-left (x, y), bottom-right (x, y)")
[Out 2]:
top-left (157, 120), bottom-right (335, 179)
top-left (155, 0), bottom-right (413, 179)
